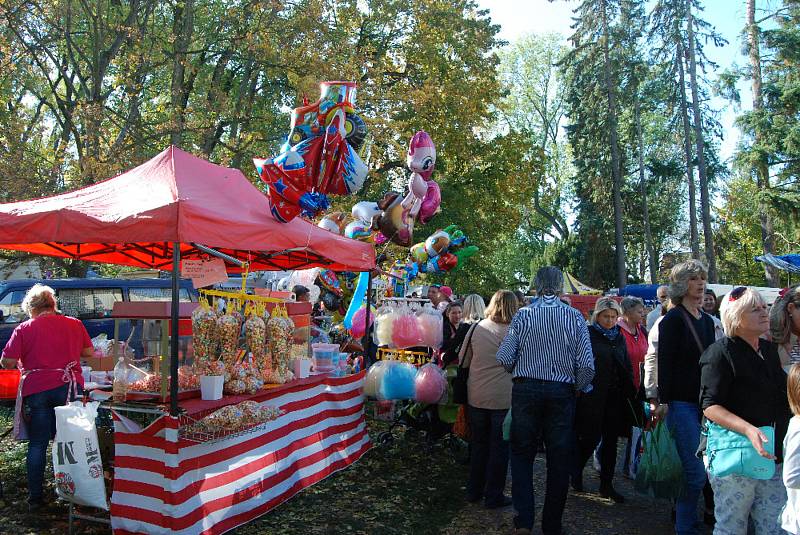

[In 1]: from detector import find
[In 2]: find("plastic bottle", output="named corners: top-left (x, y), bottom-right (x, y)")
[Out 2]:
top-left (113, 357), bottom-right (129, 402)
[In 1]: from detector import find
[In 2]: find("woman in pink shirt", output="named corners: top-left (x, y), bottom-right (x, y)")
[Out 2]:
top-left (618, 297), bottom-right (648, 390)
top-left (617, 296), bottom-right (649, 479)
top-left (1, 284), bottom-right (93, 511)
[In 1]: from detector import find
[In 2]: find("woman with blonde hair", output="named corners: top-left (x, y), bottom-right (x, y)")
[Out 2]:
top-left (462, 293), bottom-right (487, 323)
top-left (771, 285), bottom-right (800, 368)
top-left (461, 290), bottom-right (518, 508)
top-left (1, 284), bottom-right (94, 511)
top-left (572, 297), bottom-right (636, 502)
top-left (699, 287), bottom-right (790, 534)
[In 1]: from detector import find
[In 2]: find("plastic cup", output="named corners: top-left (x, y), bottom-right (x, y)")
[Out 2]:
top-left (200, 375), bottom-right (224, 400)
top-left (293, 359), bottom-right (312, 379)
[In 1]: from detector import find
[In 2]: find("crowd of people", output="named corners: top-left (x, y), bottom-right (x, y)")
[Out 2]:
top-left (4, 266), bottom-right (800, 535)
top-left (446, 263), bottom-right (800, 535)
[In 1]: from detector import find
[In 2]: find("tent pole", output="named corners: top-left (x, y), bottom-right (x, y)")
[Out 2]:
top-left (170, 242), bottom-right (180, 416)
top-left (364, 271), bottom-right (373, 363)
top-left (191, 243), bottom-right (246, 268)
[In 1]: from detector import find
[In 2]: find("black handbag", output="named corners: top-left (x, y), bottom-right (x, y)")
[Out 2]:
top-left (452, 323), bottom-right (478, 404)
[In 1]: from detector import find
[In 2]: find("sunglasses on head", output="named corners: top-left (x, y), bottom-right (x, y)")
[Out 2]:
top-left (728, 286), bottom-right (747, 302)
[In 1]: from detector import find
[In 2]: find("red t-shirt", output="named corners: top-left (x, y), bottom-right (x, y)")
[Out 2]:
top-left (2, 314), bottom-right (91, 396)
top-left (619, 321), bottom-right (648, 390)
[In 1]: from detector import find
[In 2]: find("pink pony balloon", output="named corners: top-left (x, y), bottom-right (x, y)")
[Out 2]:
top-left (408, 131), bottom-right (440, 224)
top-left (419, 180), bottom-right (441, 224)
top-left (375, 131), bottom-right (440, 246)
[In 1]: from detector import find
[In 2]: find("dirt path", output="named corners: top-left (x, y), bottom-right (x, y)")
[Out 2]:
top-left (442, 455), bottom-right (712, 535)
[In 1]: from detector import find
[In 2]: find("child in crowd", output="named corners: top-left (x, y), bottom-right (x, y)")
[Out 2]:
top-left (783, 364), bottom-right (800, 534)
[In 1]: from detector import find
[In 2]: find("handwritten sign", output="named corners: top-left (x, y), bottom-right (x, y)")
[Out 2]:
top-left (181, 258), bottom-right (228, 288)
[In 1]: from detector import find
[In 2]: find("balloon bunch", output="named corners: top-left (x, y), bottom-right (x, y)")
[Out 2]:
top-left (254, 81), bottom-right (369, 223)
top-left (405, 225), bottom-right (479, 279)
top-left (315, 131), bottom-right (440, 246)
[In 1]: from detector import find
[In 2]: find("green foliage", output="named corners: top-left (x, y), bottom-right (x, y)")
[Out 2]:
top-left (742, 0), bottom-right (800, 222)
top-left (0, 0), bottom-right (514, 286)
top-left (715, 176), bottom-right (785, 284)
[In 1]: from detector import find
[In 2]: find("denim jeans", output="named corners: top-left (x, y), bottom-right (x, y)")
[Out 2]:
top-left (24, 383), bottom-right (69, 503)
top-left (467, 405), bottom-right (509, 506)
top-left (666, 401), bottom-right (707, 535)
top-left (510, 379), bottom-right (576, 534)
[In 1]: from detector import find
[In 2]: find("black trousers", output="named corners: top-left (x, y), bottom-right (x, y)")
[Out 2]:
top-left (574, 426), bottom-right (618, 487)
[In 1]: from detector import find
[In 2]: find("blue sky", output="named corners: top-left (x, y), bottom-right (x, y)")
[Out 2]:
top-left (477, 0), bottom-right (759, 161)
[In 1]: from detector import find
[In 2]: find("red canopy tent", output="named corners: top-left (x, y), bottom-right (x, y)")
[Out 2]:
top-left (0, 145), bottom-right (374, 272)
top-left (0, 146), bottom-right (376, 412)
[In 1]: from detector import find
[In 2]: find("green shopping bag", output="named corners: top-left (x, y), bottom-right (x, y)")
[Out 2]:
top-left (502, 409), bottom-right (512, 441)
top-left (634, 421), bottom-right (685, 499)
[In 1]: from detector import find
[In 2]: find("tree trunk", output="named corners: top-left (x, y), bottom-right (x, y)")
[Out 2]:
top-left (686, 0), bottom-right (717, 281)
top-left (170, 0), bottom-right (194, 146)
top-left (635, 96), bottom-right (658, 283)
top-left (747, 0), bottom-right (780, 287)
top-left (600, 0), bottom-right (627, 289)
top-left (676, 35), bottom-right (700, 260)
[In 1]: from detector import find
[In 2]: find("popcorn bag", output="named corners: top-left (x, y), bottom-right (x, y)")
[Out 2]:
top-left (52, 401), bottom-right (108, 510)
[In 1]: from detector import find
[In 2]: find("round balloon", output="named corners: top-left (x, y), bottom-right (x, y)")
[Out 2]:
top-left (321, 291), bottom-right (341, 311)
top-left (424, 230), bottom-right (450, 257)
top-left (318, 212), bottom-right (347, 234)
top-left (410, 242), bottom-right (428, 264)
top-left (345, 220), bottom-right (372, 240)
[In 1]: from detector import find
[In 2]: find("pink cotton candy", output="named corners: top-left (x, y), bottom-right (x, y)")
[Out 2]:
top-left (392, 313), bottom-right (422, 348)
top-left (414, 363), bottom-right (447, 403)
top-left (417, 309), bottom-right (443, 349)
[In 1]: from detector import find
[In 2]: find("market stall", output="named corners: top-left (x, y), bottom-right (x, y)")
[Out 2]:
top-left (0, 145), bottom-right (375, 533)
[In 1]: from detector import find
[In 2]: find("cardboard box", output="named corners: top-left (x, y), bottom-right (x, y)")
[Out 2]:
top-left (81, 355), bottom-right (116, 371)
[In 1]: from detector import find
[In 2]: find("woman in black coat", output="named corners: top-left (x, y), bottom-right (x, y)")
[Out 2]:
top-left (572, 298), bottom-right (637, 503)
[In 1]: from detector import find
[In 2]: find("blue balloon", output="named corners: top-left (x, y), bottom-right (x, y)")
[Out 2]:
top-left (343, 271), bottom-right (369, 330)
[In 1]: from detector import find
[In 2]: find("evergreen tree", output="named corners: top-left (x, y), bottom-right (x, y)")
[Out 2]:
top-left (562, 0), bottom-right (628, 289)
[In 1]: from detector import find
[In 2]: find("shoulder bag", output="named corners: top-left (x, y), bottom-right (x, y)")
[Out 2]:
top-left (705, 421), bottom-right (775, 480)
top-left (452, 322), bottom-right (479, 405)
top-left (677, 306), bottom-right (708, 355)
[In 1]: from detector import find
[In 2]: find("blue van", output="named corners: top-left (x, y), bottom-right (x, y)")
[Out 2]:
top-left (0, 278), bottom-right (198, 351)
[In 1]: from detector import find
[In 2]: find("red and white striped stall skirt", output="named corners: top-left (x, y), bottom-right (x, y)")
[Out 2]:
top-left (110, 372), bottom-right (370, 534)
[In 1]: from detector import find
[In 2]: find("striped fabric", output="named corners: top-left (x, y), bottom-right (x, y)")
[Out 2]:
top-left (110, 372), bottom-right (370, 535)
top-left (496, 296), bottom-right (594, 391)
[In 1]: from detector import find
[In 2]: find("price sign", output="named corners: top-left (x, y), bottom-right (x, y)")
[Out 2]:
top-left (181, 258), bottom-right (228, 288)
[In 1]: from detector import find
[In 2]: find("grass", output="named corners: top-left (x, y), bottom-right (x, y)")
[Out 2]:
top-left (0, 405), bottom-right (27, 495)
top-left (0, 402), bottom-right (470, 534)
top-left (233, 405), bottom-right (470, 534)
